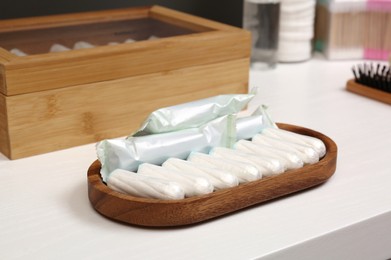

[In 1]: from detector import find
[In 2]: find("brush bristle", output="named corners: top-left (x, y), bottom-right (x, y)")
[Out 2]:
top-left (352, 63), bottom-right (391, 93)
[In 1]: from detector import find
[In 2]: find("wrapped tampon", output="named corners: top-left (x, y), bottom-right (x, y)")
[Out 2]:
top-left (252, 134), bottom-right (319, 164)
top-left (97, 115), bottom-right (235, 182)
top-left (235, 140), bottom-right (304, 170)
top-left (73, 41), bottom-right (95, 49)
top-left (261, 128), bottom-right (326, 157)
top-left (10, 48), bottom-right (27, 56)
top-left (132, 94), bottom-right (254, 136)
top-left (107, 169), bottom-right (185, 200)
top-left (138, 163), bottom-right (213, 197)
top-left (163, 158), bottom-right (239, 190)
top-left (124, 38), bottom-right (136, 43)
top-left (50, 44), bottom-right (70, 52)
top-left (210, 147), bottom-right (284, 177)
top-left (236, 105), bottom-right (277, 140)
top-left (188, 152), bottom-right (260, 183)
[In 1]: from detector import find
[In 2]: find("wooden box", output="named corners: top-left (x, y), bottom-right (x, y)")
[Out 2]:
top-left (0, 6), bottom-right (251, 159)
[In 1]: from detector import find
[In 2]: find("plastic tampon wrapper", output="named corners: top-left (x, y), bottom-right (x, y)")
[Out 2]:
top-left (138, 163), bottom-right (213, 197)
top-left (236, 105), bottom-right (277, 140)
top-left (132, 94), bottom-right (254, 136)
top-left (188, 152), bottom-right (260, 183)
top-left (163, 158), bottom-right (239, 190)
top-left (262, 128), bottom-right (326, 157)
top-left (210, 147), bottom-right (284, 177)
top-left (107, 169), bottom-right (185, 200)
top-left (235, 140), bottom-right (304, 170)
top-left (97, 115), bottom-right (235, 182)
top-left (252, 134), bottom-right (319, 164)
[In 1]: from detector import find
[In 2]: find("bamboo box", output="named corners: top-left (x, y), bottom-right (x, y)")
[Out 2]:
top-left (0, 6), bottom-right (251, 159)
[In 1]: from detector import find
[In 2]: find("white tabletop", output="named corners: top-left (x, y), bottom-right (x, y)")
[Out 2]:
top-left (1, 55), bottom-right (391, 260)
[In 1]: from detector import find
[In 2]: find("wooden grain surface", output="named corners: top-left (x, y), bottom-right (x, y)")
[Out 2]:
top-left (149, 5), bottom-right (242, 32)
top-left (87, 123), bottom-right (338, 227)
top-left (0, 6), bottom-right (250, 96)
top-left (0, 6), bottom-right (150, 33)
top-left (2, 30), bottom-right (249, 96)
top-left (0, 93), bottom-right (9, 158)
top-left (0, 49), bottom-right (14, 94)
top-left (0, 19), bottom-right (195, 55)
top-left (0, 48), bottom-right (15, 62)
top-left (3, 58), bottom-right (249, 159)
top-left (0, 65), bottom-right (6, 94)
top-left (346, 79), bottom-right (391, 105)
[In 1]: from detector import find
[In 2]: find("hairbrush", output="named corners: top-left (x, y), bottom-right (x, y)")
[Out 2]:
top-left (346, 63), bottom-right (391, 105)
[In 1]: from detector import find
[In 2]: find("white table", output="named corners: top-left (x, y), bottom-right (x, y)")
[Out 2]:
top-left (1, 55), bottom-right (391, 260)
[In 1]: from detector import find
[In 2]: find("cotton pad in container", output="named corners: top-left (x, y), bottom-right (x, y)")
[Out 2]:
top-left (107, 169), bottom-right (185, 200)
top-left (252, 134), bottom-right (319, 164)
top-left (279, 30), bottom-right (314, 41)
top-left (280, 0), bottom-right (316, 13)
top-left (278, 50), bottom-right (312, 63)
top-left (261, 128), bottom-right (326, 157)
top-left (210, 147), bottom-right (284, 177)
top-left (163, 158), bottom-right (239, 190)
top-left (279, 23), bottom-right (314, 39)
top-left (235, 140), bottom-right (304, 170)
top-left (278, 40), bottom-right (312, 55)
top-left (138, 163), bottom-right (213, 197)
top-left (280, 9), bottom-right (315, 22)
top-left (188, 152), bottom-right (260, 183)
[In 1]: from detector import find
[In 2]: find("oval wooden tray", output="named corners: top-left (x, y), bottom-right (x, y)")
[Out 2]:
top-left (87, 123), bottom-right (337, 227)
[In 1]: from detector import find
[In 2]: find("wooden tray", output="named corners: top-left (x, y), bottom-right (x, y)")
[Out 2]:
top-left (87, 123), bottom-right (338, 227)
top-left (346, 79), bottom-right (391, 105)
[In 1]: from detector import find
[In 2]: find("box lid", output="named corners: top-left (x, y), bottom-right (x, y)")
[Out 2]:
top-left (0, 6), bottom-right (250, 96)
